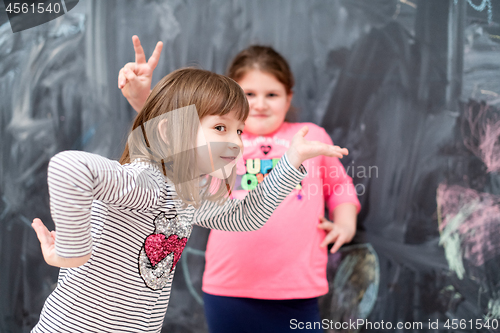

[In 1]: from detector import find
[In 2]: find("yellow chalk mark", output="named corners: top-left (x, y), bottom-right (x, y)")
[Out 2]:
top-left (481, 90), bottom-right (499, 97)
top-left (400, 0), bottom-right (417, 9)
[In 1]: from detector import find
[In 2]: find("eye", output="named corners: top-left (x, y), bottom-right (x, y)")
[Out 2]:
top-left (237, 129), bottom-right (243, 135)
top-left (215, 125), bottom-right (226, 132)
top-left (245, 92), bottom-right (255, 97)
top-left (267, 93), bottom-right (278, 97)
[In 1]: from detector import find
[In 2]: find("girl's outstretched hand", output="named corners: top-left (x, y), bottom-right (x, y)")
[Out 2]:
top-left (118, 35), bottom-right (163, 112)
top-left (285, 126), bottom-right (348, 169)
top-left (32, 218), bottom-right (91, 268)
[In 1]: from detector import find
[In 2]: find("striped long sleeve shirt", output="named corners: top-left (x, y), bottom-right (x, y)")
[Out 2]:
top-left (32, 150), bottom-right (306, 333)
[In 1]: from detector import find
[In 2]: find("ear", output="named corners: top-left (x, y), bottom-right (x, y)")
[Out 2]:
top-left (283, 92), bottom-right (294, 120)
top-left (286, 91), bottom-right (293, 106)
top-left (158, 119), bottom-right (169, 144)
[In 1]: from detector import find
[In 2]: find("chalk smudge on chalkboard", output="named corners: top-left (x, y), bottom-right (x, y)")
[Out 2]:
top-left (1, 13), bottom-right (87, 213)
top-left (437, 184), bottom-right (500, 274)
top-left (319, 244), bottom-right (380, 333)
top-left (461, 101), bottom-right (500, 173)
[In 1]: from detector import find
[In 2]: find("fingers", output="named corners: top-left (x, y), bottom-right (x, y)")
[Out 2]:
top-left (317, 224), bottom-right (333, 232)
top-left (319, 216), bottom-right (333, 225)
top-left (295, 126), bottom-right (309, 138)
top-left (289, 127), bottom-right (349, 164)
top-left (118, 68), bottom-right (126, 89)
top-left (118, 63), bottom-right (137, 89)
top-left (132, 36), bottom-right (163, 69)
top-left (330, 236), bottom-right (346, 253)
top-left (32, 218), bottom-right (51, 247)
top-left (331, 146), bottom-right (349, 158)
top-left (324, 144), bottom-right (348, 158)
top-left (132, 35), bottom-right (147, 64)
top-left (318, 217), bottom-right (347, 253)
top-left (317, 216), bottom-right (333, 230)
top-left (335, 146), bottom-right (349, 155)
top-left (320, 142), bottom-right (347, 157)
top-left (318, 217), bottom-right (334, 249)
top-left (304, 139), bottom-right (349, 159)
top-left (147, 41), bottom-right (163, 70)
top-left (320, 228), bottom-right (339, 249)
top-left (122, 67), bottom-right (138, 84)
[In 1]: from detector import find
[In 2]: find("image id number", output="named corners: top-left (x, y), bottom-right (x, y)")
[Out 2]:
top-left (6, 2), bottom-right (61, 14)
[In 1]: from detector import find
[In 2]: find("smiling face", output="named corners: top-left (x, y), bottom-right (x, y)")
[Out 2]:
top-left (196, 110), bottom-right (245, 179)
top-left (237, 69), bottom-right (293, 136)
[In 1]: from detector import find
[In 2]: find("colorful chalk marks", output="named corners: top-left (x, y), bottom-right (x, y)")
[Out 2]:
top-left (319, 244), bottom-right (380, 333)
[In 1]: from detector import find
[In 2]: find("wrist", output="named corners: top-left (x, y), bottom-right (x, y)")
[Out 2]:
top-left (128, 90), bottom-right (151, 113)
top-left (131, 101), bottom-right (143, 113)
top-left (49, 252), bottom-right (91, 268)
top-left (285, 150), bottom-right (302, 169)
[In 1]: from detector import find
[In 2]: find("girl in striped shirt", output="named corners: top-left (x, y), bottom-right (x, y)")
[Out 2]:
top-left (31, 67), bottom-right (348, 332)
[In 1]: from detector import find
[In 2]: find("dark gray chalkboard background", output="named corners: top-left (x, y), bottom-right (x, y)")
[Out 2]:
top-left (1, 0), bottom-right (499, 332)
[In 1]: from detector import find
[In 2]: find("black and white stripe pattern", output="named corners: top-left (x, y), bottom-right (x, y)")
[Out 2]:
top-left (33, 150), bottom-right (306, 333)
top-left (193, 152), bottom-right (306, 231)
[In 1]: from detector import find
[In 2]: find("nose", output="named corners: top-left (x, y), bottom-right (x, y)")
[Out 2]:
top-left (227, 133), bottom-right (243, 151)
top-left (228, 138), bottom-right (241, 150)
top-left (252, 95), bottom-right (267, 112)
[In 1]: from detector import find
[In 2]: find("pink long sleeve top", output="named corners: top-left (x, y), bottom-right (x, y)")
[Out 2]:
top-left (202, 122), bottom-right (361, 299)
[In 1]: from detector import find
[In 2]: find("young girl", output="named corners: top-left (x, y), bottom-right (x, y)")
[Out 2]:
top-left (118, 37), bottom-right (360, 332)
top-left (32, 68), bottom-right (348, 333)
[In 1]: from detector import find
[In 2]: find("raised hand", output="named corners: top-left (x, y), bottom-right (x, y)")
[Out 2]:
top-left (118, 35), bottom-right (163, 112)
top-left (285, 126), bottom-right (348, 169)
top-left (32, 218), bottom-right (91, 268)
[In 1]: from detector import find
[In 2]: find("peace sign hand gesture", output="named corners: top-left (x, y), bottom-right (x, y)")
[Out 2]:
top-left (118, 35), bottom-right (163, 112)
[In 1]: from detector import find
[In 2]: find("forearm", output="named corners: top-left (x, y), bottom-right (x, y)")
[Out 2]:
top-left (48, 151), bottom-right (160, 259)
top-left (48, 152), bottom-right (94, 258)
top-left (332, 203), bottom-right (357, 230)
top-left (194, 154), bottom-right (306, 231)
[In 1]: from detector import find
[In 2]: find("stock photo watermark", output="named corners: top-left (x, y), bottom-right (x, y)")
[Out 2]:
top-left (305, 162), bottom-right (378, 198)
top-left (3, 0), bottom-right (79, 33)
top-left (290, 318), bottom-right (500, 331)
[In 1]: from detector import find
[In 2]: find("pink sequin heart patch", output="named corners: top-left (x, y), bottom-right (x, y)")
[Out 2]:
top-left (144, 234), bottom-right (188, 269)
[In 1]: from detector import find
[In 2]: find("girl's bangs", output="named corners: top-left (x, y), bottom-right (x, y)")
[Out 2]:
top-left (204, 78), bottom-right (249, 121)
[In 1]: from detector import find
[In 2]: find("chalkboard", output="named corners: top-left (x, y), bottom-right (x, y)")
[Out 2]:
top-left (1, 0), bottom-right (499, 332)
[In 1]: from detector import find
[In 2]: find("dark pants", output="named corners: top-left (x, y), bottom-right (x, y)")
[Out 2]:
top-left (203, 292), bottom-right (323, 333)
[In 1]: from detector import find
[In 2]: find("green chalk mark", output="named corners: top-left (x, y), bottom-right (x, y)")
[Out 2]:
top-left (438, 202), bottom-right (479, 280)
top-left (486, 296), bottom-right (500, 320)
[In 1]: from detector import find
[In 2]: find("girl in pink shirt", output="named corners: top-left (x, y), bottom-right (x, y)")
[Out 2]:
top-left (119, 38), bottom-right (360, 333)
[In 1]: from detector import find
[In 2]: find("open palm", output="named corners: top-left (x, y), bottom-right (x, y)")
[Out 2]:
top-left (32, 218), bottom-right (58, 266)
top-left (286, 126), bottom-right (348, 169)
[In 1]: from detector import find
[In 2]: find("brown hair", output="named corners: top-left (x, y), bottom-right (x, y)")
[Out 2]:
top-left (227, 45), bottom-right (296, 120)
top-left (120, 68), bottom-right (249, 208)
top-left (227, 45), bottom-right (294, 93)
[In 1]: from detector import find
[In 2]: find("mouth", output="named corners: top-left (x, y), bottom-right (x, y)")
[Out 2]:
top-left (250, 114), bottom-right (268, 118)
top-left (220, 156), bottom-right (237, 162)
